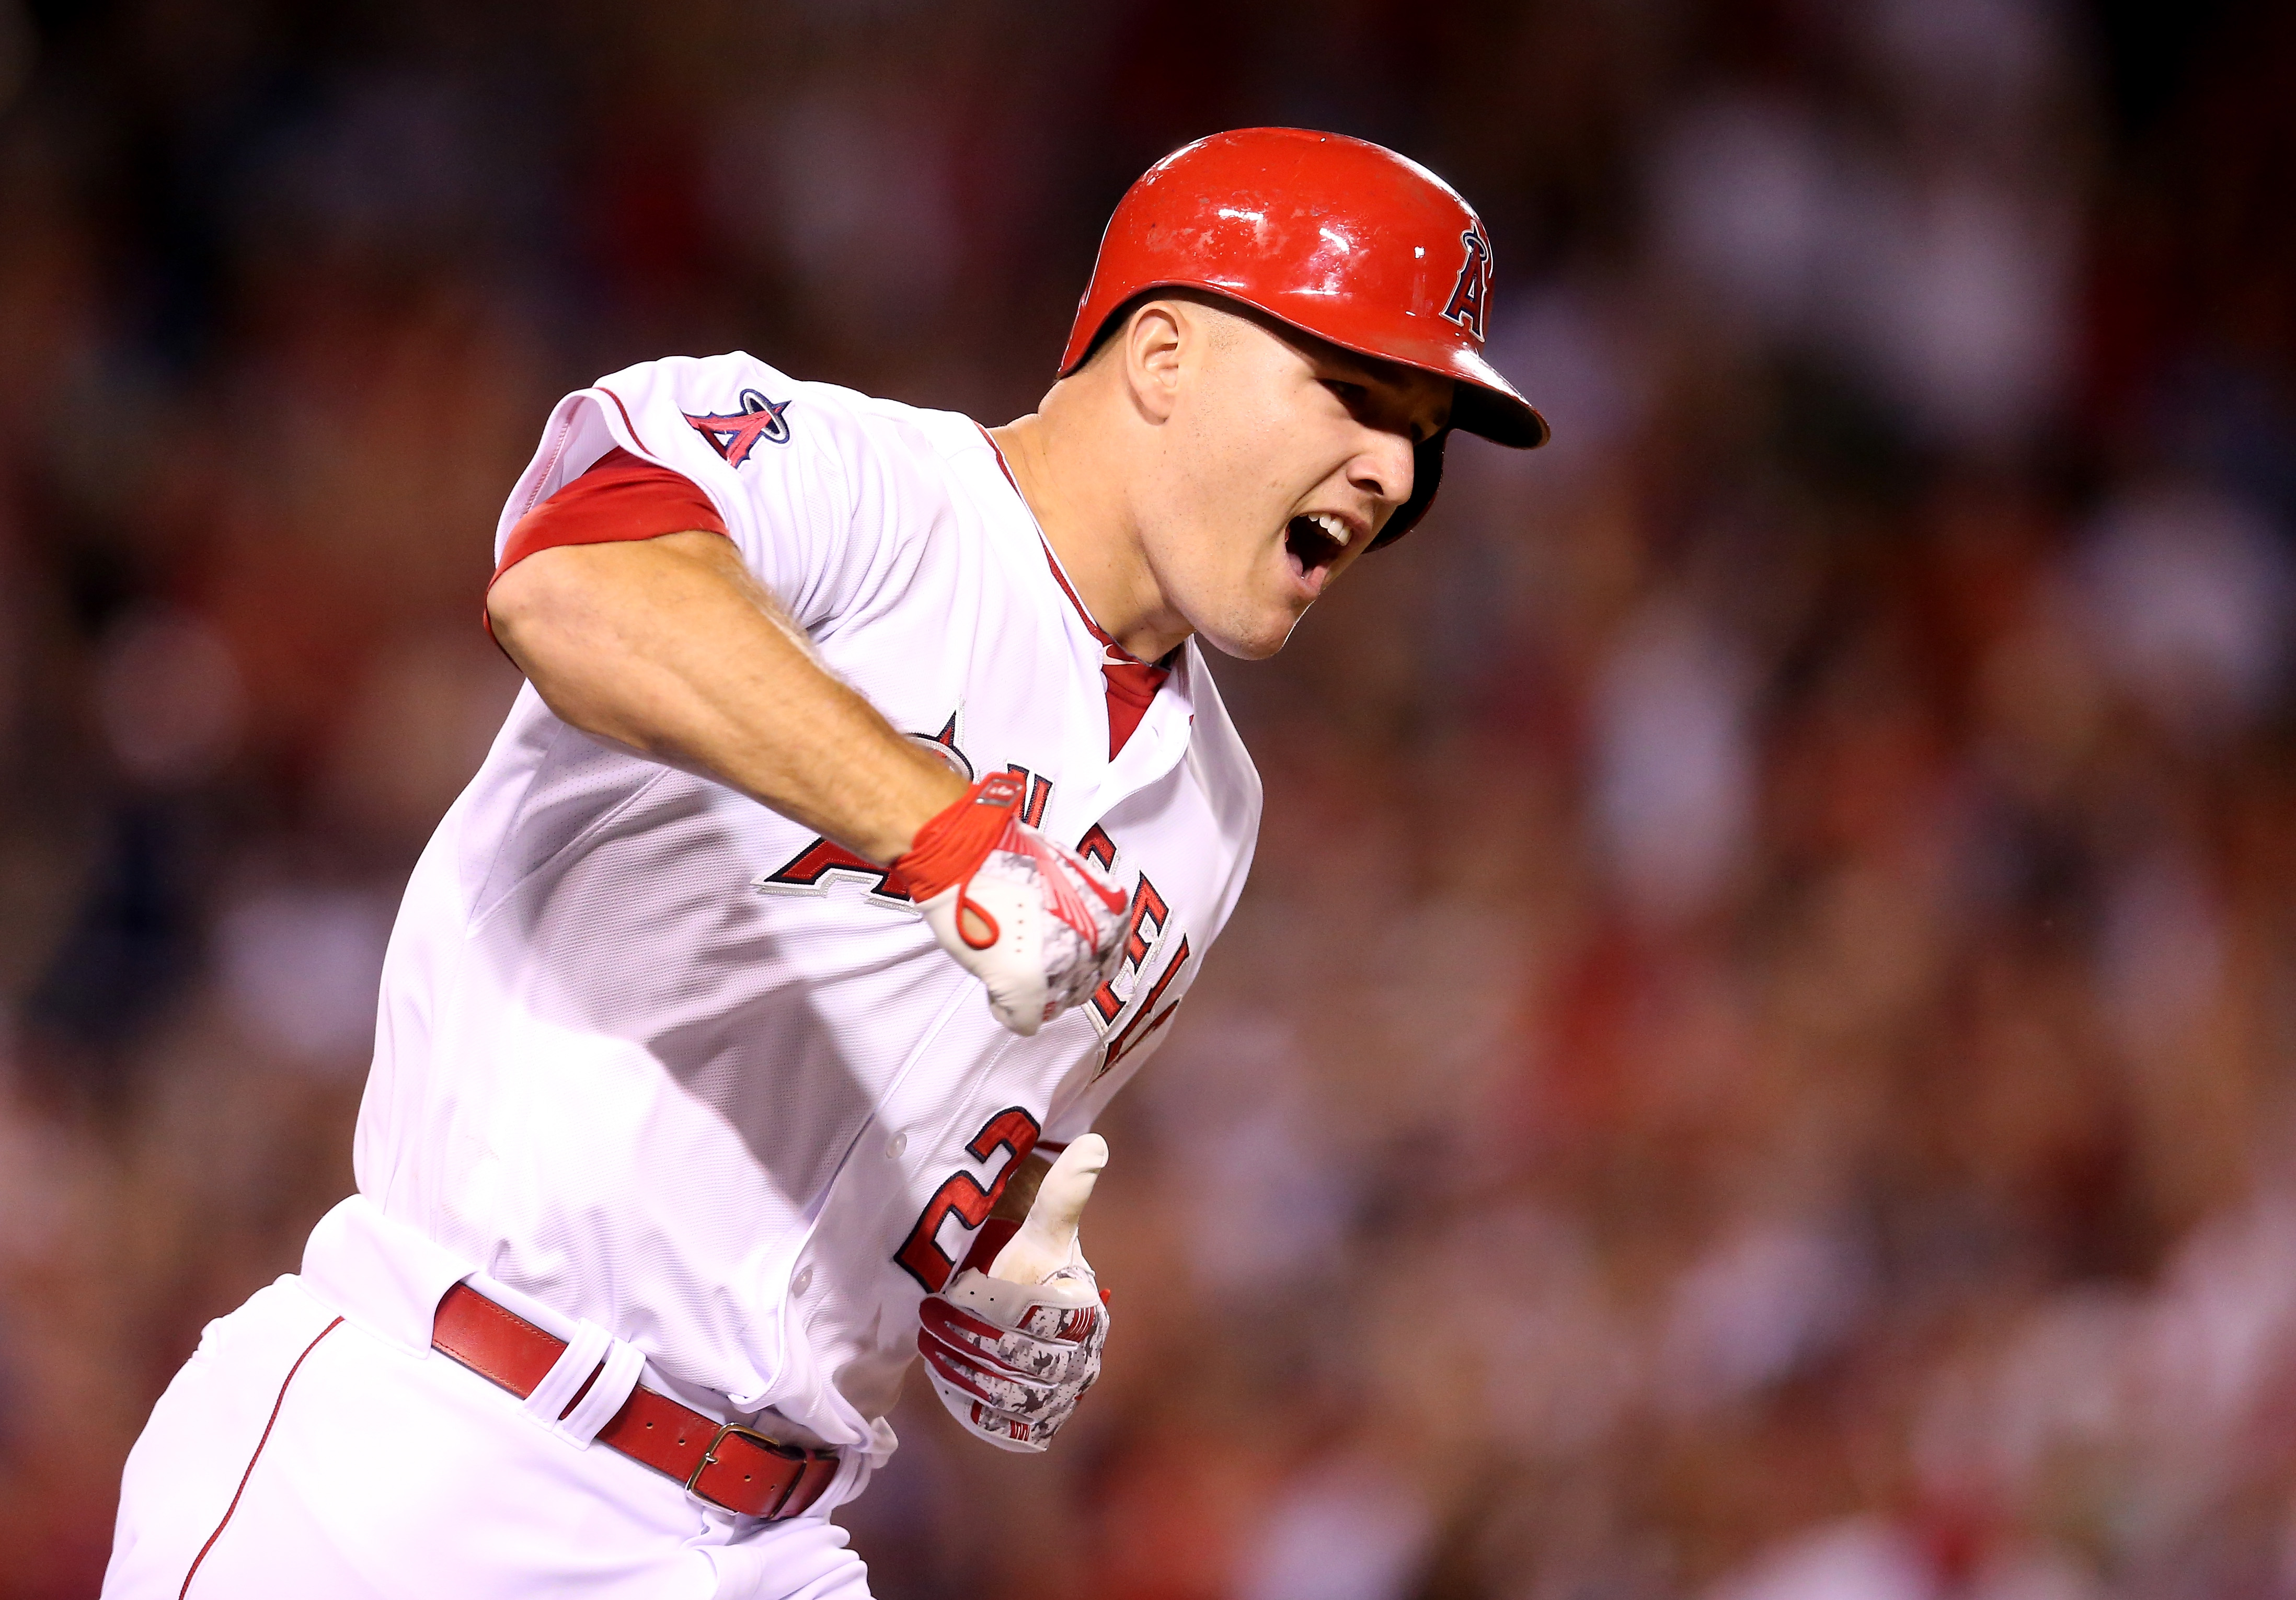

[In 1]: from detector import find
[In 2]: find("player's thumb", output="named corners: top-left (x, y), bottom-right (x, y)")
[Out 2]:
top-left (989, 1135), bottom-right (1107, 1284)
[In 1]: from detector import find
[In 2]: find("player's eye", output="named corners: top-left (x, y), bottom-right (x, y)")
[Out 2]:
top-left (1325, 376), bottom-right (1439, 444)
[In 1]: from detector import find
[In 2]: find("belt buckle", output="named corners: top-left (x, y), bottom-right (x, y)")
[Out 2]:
top-left (686, 1420), bottom-right (808, 1517)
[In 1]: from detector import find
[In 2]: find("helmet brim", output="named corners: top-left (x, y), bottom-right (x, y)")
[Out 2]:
top-left (1063, 279), bottom-right (1549, 452)
top-left (1448, 348), bottom-right (1551, 450)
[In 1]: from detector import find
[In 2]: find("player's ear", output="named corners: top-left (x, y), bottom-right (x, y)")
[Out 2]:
top-left (1121, 301), bottom-right (1187, 424)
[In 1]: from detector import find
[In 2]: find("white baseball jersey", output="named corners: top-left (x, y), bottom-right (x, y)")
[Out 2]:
top-left (347, 352), bottom-right (1261, 1469)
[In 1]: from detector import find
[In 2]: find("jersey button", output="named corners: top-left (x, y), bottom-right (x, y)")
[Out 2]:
top-left (886, 1133), bottom-right (907, 1160)
top-left (792, 1265), bottom-right (814, 1297)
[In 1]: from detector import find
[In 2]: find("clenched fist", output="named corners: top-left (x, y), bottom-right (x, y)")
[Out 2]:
top-left (897, 772), bottom-right (1127, 1036)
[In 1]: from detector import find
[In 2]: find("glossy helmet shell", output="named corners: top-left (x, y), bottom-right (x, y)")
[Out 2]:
top-left (1061, 127), bottom-right (1548, 546)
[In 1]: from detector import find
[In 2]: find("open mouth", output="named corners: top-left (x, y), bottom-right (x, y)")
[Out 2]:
top-left (1283, 513), bottom-right (1351, 590)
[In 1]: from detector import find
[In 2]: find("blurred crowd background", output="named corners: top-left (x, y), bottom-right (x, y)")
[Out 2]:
top-left (2, 1), bottom-right (2293, 1596)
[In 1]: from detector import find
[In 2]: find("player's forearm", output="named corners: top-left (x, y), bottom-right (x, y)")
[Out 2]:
top-left (487, 531), bottom-right (965, 863)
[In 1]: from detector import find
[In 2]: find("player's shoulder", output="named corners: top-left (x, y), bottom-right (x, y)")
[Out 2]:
top-left (590, 352), bottom-right (984, 487)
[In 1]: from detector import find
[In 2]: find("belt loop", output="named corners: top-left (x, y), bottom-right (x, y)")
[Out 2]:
top-left (521, 1318), bottom-right (612, 1431)
top-left (555, 1338), bottom-right (645, 1447)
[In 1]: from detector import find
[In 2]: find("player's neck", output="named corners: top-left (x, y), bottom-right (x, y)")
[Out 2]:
top-left (988, 409), bottom-right (1190, 663)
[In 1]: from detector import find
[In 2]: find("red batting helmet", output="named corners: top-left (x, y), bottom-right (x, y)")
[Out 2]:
top-left (1062, 127), bottom-right (1548, 546)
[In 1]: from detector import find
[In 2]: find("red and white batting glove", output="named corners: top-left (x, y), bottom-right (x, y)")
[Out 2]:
top-left (919, 1137), bottom-right (1111, 1454)
top-left (896, 772), bottom-right (1127, 1037)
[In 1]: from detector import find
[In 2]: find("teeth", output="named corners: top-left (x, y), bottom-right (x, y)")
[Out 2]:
top-left (1308, 513), bottom-right (1350, 548)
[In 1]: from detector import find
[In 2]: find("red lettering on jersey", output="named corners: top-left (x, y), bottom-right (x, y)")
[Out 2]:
top-left (1098, 935), bottom-right (1191, 1079)
top-left (1439, 226), bottom-right (1492, 343)
top-left (1075, 825), bottom-right (1117, 874)
top-left (1091, 875), bottom-right (1169, 1024)
top-left (759, 839), bottom-right (915, 901)
top-left (929, 711), bottom-right (962, 759)
top-left (894, 1107), bottom-right (1043, 1293)
top-left (1001, 765), bottom-right (1052, 828)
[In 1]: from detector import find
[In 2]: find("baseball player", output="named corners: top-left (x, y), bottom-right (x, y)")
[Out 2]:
top-left (102, 128), bottom-right (1546, 1599)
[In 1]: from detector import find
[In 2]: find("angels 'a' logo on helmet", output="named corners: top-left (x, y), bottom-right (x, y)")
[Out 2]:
top-left (1439, 225), bottom-right (1493, 343)
top-left (684, 388), bottom-right (793, 467)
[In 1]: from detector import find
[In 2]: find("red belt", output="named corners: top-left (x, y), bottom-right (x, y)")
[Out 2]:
top-left (431, 1282), bottom-right (839, 1520)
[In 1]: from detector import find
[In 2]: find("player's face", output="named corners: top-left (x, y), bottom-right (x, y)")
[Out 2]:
top-left (1143, 313), bottom-right (1452, 660)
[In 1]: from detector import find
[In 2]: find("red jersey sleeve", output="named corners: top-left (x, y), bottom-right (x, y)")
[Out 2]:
top-left (493, 447), bottom-right (729, 580)
top-left (485, 447), bottom-right (731, 638)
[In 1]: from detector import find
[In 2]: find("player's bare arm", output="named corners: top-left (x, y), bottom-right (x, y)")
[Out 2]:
top-left (489, 527), bottom-right (1126, 1037)
top-left (487, 529), bottom-right (962, 864)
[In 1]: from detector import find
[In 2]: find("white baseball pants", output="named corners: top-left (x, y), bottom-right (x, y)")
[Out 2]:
top-left (102, 1275), bottom-right (874, 1599)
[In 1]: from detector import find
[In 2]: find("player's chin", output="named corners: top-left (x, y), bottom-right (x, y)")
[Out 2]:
top-left (1197, 587), bottom-right (1313, 660)
top-left (1212, 619), bottom-right (1301, 660)
top-left (1188, 543), bottom-right (1334, 658)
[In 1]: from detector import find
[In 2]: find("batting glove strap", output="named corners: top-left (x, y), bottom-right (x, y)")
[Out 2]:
top-left (917, 1266), bottom-right (1108, 1454)
top-left (897, 773), bottom-right (1127, 1037)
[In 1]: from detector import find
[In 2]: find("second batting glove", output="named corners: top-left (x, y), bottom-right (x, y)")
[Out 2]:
top-left (919, 1136), bottom-right (1112, 1452)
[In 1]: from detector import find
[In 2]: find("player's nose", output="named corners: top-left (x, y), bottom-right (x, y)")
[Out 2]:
top-left (1349, 426), bottom-right (1416, 514)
